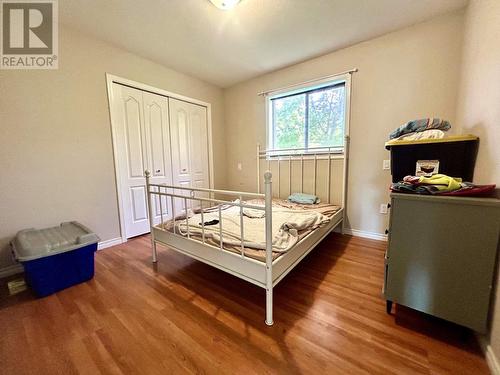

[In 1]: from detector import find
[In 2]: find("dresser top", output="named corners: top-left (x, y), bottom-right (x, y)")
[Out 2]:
top-left (390, 192), bottom-right (500, 207)
top-left (385, 134), bottom-right (478, 149)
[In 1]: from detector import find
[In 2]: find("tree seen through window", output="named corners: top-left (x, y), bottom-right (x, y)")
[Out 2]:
top-left (271, 83), bottom-right (345, 150)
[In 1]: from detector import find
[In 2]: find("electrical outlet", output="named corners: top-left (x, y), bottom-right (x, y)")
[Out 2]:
top-left (383, 159), bottom-right (391, 170)
top-left (379, 203), bottom-right (388, 214)
top-left (237, 162), bottom-right (242, 171)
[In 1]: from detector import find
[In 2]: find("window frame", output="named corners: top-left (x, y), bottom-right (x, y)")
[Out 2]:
top-left (266, 73), bottom-right (351, 157)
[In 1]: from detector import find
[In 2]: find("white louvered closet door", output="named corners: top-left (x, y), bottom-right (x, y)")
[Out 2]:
top-left (112, 84), bottom-right (172, 238)
top-left (168, 98), bottom-right (210, 215)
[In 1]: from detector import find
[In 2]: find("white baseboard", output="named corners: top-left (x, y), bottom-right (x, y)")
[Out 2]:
top-left (0, 263), bottom-right (23, 278)
top-left (343, 228), bottom-right (388, 241)
top-left (97, 237), bottom-right (124, 250)
top-left (477, 334), bottom-right (500, 375)
top-left (486, 345), bottom-right (500, 375)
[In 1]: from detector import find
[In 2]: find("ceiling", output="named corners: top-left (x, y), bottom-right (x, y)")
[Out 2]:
top-left (60, 0), bottom-right (467, 88)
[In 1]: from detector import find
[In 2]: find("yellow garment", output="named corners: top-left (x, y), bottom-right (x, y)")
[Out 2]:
top-left (418, 174), bottom-right (462, 191)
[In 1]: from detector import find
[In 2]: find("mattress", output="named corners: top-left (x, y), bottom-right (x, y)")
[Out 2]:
top-left (156, 199), bottom-right (341, 262)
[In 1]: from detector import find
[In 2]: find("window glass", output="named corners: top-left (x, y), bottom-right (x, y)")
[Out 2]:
top-left (270, 82), bottom-right (346, 152)
top-left (307, 85), bottom-right (345, 148)
top-left (272, 93), bottom-right (305, 149)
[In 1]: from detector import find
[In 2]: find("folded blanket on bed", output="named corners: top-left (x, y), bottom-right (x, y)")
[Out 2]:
top-left (176, 205), bottom-right (330, 253)
top-left (288, 193), bottom-right (319, 205)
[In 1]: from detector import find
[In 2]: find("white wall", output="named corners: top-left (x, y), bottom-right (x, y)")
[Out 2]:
top-left (0, 25), bottom-right (226, 270)
top-left (223, 11), bottom-right (464, 236)
top-left (456, 0), bottom-right (500, 185)
top-left (455, 0), bottom-right (500, 364)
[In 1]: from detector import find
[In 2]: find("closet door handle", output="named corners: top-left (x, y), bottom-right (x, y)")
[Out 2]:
top-left (155, 169), bottom-right (161, 173)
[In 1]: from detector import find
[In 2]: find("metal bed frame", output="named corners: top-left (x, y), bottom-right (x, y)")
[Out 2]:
top-left (144, 140), bottom-right (349, 326)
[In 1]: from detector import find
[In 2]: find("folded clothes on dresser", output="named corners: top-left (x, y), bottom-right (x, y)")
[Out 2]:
top-left (389, 118), bottom-right (451, 139)
top-left (396, 129), bottom-right (445, 141)
top-left (391, 174), bottom-right (496, 197)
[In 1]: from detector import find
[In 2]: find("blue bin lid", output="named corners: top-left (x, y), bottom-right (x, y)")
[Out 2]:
top-left (12, 222), bottom-right (100, 261)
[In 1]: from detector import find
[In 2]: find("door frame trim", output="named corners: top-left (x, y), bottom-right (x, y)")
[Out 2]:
top-left (105, 73), bottom-right (215, 243)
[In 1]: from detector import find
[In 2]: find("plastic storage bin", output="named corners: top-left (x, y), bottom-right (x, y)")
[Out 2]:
top-left (384, 135), bottom-right (479, 183)
top-left (11, 222), bottom-right (100, 297)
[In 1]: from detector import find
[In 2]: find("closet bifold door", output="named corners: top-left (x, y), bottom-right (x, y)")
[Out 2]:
top-left (142, 91), bottom-right (173, 226)
top-left (112, 84), bottom-right (172, 238)
top-left (168, 98), bottom-right (210, 214)
top-left (113, 84), bottom-right (150, 238)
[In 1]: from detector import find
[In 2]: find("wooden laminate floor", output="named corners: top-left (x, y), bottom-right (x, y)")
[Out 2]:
top-left (0, 234), bottom-right (489, 374)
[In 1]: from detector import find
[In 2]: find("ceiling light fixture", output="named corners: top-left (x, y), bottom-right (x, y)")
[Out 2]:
top-left (209, 0), bottom-right (241, 10)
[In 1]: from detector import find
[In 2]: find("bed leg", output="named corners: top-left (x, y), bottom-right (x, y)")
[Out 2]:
top-left (264, 170), bottom-right (273, 326)
top-left (145, 170), bottom-right (158, 264)
top-left (265, 287), bottom-right (273, 326)
top-left (341, 208), bottom-right (348, 235)
top-left (152, 241), bottom-right (158, 263)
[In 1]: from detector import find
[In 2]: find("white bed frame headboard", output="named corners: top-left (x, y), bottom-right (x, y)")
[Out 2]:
top-left (256, 139), bottom-right (350, 207)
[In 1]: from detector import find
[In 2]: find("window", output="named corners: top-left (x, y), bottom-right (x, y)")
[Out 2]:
top-left (268, 80), bottom-right (347, 153)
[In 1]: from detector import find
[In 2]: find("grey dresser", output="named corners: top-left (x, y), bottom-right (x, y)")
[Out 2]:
top-left (383, 193), bottom-right (500, 333)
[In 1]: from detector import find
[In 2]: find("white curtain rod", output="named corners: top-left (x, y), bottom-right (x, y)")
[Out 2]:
top-left (257, 68), bottom-right (358, 97)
